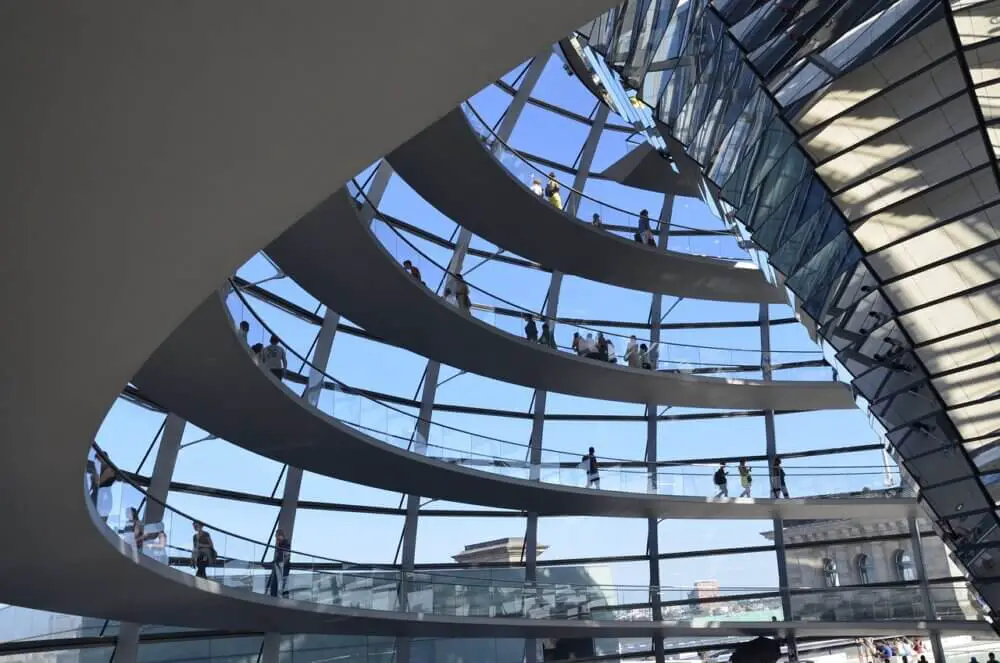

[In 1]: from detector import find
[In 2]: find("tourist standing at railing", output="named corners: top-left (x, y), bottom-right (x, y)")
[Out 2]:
top-left (539, 321), bottom-right (556, 349)
top-left (584, 447), bottom-right (600, 488)
top-left (898, 640), bottom-right (912, 663)
top-left (606, 339), bottom-right (617, 364)
top-left (120, 507), bottom-right (144, 551)
top-left (770, 457), bottom-right (789, 498)
top-left (237, 320), bottom-right (250, 344)
top-left (596, 332), bottom-right (609, 361)
top-left (738, 459), bottom-right (752, 498)
top-left (402, 260), bottom-right (424, 285)
top-left (524, 314), bottom-right (538, 342)
top-left (592, 212), bottom-right (602, 228)
top-left (267, 528), bottom-right (292, 598)
top-left (637, 209), bottom-right (654, 245)
top-left (625, 336), bottom-right (639, 368)
top-left (713, 462), bottom-right (729, 498)
top-left (447, 274), bottom-right (471, 314)
top-left (144, 522), bottom-right (168, 564)
top-left (544, 172), bottom-right (562, 209)
top-left (192, 521), bottom-right (217, 579)
top-left (262, 334), bottom-right (287, 381)
top-left (530, 177), bottom-right (544, 196)
top-left (571, 331), bottom-right (583, 355)
top-left (638, 343), bottom-right (651, 370)
top-left (250, 343), bottom-right (263, 366)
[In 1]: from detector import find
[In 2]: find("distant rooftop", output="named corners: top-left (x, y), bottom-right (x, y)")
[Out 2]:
top-left (453, 537), bottom-right (549, 564)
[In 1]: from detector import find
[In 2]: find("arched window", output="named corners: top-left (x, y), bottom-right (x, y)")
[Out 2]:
top-left (856, 553), bottom-right (875, 585)
top-left (822, 558), bottom-right (840, 588)
top-left (895, 549), bottom-right (916, 581)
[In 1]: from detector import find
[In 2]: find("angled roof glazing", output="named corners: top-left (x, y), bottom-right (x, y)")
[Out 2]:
top-left (580, 0), bottom-right (1000, 623)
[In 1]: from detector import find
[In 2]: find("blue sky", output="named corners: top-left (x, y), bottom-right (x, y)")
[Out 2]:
top-left (92, 52), bottom-right (895, 598)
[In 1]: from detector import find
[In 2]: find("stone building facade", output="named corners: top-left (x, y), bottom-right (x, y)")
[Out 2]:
top-left (764, 488), bottom-right (980, 622)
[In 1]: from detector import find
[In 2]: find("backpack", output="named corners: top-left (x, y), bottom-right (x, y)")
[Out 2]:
top-left (714, 468), bottom-right (725, 485)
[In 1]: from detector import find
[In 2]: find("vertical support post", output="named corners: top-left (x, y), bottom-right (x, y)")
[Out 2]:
top-left (260, 162), bottom-right (388, 663)
top-left (262, 161), bottom-right (389, 663)
top-left (394, 361), bottom-right (441, 663)
top-left (523, 272), bottom-right (562, 663)
top-left (564, 104), bottom-right (609, 216)
top-left (114, 629), bottom-right (140, 663)
top-left (762, 303), bottom-right (796, 655)
top-left (143, 413), bottom-right (187, 524)
top-left (396, 224), bottom-right (476, 663)
top-left (493, 49), bottom-right (551, 146)
top-left (645, 194), bottom-right (672, 663)
top-left (260, 306), bottom-right (342, 663)
top-left (523, 99), bottom-right (604, 663)
top-left (115, 412), bottom-right (188, 663)
top-left (357, 162), bottom-right (394, 226)
top-left (909, 516), bottom-right (945, 662)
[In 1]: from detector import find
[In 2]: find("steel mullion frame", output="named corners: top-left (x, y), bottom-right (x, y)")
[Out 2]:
top-left (793, 52), bottom-right (957, 139)
top-left (879, 234), bottom-right (1000, 285)
top-left (871, 353), bottom-right (1000, 406)
top-left (863, 194), bottom-right (1000, 260)
top-left (847, 161), bottom-right (992, 228)
top-left (705, 5), bottom-right (1000, 603)
top-left (811, 89), bottom-right (968, 169)
top-left (912, 317), bottom-right (1000, 350)
top-left (944, 1), bottom-right (1000, 193)
top-left (757, 0), bottom-right (850, 82)
top-left (828, 125), bottom-right (982, 197)
top-left (893, 271), bottom-right (1000, 318)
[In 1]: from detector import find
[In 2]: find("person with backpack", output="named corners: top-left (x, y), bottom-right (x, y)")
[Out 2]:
top-left (713, 462), bottom-right (728, 497)
top-left (738, 459), bottom-right (752, 498)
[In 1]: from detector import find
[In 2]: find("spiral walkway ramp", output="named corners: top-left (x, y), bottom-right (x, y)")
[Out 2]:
top-left (264, 186), bottom-right (854, 410)
top-left (3, 1), bottom-right (1000, 663)
top-left (384, 108), bottom-right (782, 303)
top-left (133, 288), bottom-right (908, 520)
